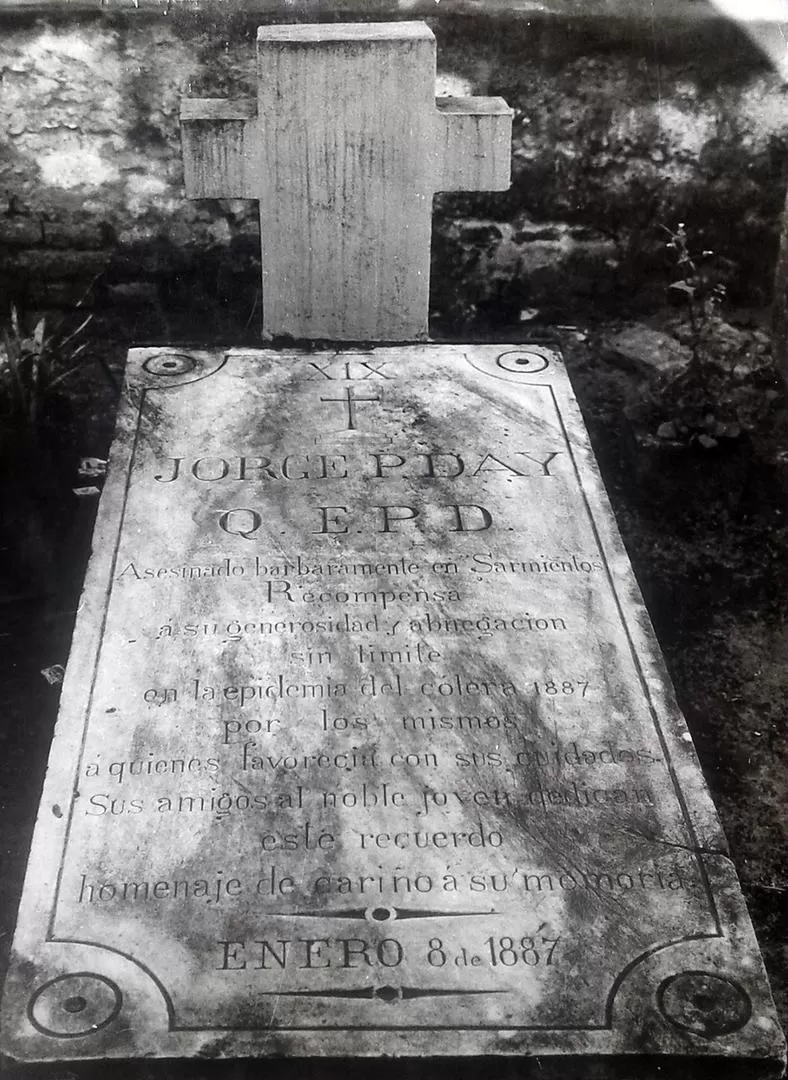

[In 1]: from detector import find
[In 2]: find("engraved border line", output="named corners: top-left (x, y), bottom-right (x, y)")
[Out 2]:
top-left (547, 383), bottom-right (721, 934)
top-left (43, 355), bottom-right (723, 1039)
top-left (47, 388), bottom-right (149, 941)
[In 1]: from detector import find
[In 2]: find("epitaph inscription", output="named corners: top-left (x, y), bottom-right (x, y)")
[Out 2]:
top-left (2, 346), bottom-right (784, 1068)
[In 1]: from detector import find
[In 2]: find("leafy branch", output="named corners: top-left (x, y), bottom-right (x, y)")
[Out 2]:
top-left (663, 222), bottom-right (727, 366)
top-left (1, 288), bottom-right (115, 429)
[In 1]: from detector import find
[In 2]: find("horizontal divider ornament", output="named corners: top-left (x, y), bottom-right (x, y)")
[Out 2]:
top-left (267, 907), bottom-right (498, 922)
top-left (251, 986), bottom-right (509, 1002)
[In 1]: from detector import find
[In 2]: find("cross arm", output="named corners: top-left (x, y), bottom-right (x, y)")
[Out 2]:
top-left (434, 96), bottom-right (513, 193)
top-left (180, 98), bottom-right (258, 199)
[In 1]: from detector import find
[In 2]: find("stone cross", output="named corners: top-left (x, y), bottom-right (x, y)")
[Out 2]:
top-left (180, 23), bottom-right (512, 341)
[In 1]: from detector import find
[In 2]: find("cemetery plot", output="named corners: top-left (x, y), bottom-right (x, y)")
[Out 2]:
top-left (1, 345), bottom-right (784, 1069)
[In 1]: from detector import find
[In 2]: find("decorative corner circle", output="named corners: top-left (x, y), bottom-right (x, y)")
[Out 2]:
top-left (28, 972), bottom-right (122, 1039)
top-left (657, 970), bottom-right (752, 1039)
top-left (142, 352), bottom-right (196, 377)
top-left (496, 349), bottom-right (550, 375)
top-left (465, 347), bottom-right (555, 383)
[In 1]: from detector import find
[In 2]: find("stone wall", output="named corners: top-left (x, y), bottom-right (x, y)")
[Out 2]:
top-left (1, 11), bottom-right (787, 333)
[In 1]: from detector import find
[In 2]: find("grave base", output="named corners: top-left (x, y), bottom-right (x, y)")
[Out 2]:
top-left (1, 346), bottom-right (784, 1073)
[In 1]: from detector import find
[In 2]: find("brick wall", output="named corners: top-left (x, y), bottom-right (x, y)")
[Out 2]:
top-left (1, 12), bottom-right (786, 333)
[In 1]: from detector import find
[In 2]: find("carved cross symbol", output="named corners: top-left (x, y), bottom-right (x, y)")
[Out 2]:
top-left (320, 386), bottom-right (381, 431)
top-left (181, 23), bottom-right (512, 341)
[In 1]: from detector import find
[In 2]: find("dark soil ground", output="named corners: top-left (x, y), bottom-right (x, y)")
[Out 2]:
top-left (560, 318), bottom-right (788, 1032)
top-left (0, 299), bottom-right (785, 1076)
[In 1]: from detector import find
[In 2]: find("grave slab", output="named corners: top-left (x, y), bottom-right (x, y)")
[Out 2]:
top-left (1, 344), bottom-right (784, 1072)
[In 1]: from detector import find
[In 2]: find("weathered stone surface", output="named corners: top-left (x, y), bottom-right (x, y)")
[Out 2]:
top-left (180, 23), bottom-right (511, 340)
top-left (1, 344), bottom-right (784, 1069)
top-left (604, 324), bottom-right (692, 379)
top-left (1, 18), bottom-right (786, 317)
